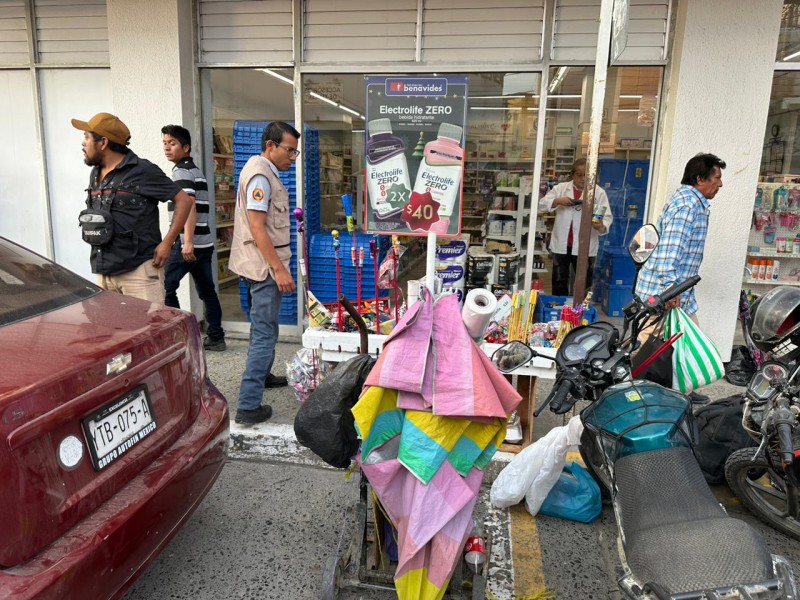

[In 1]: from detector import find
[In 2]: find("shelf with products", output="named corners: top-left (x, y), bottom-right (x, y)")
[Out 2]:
top-left (743, 178), bottom-right (800, 297)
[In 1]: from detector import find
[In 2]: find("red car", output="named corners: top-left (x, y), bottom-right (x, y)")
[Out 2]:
top-left (0, 237), bottom-right (229, 599)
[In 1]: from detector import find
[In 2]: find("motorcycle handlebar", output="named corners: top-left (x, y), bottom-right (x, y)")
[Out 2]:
top-left (777, 421), bottom-right (795, 466)
top-left (533, 379), bottom-right (573, 417)
top-left (654, 275), bottom-right (701, 306)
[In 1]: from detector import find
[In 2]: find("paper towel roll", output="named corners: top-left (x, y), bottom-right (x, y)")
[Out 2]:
top-left (462, 287), bottom-right (498, 341)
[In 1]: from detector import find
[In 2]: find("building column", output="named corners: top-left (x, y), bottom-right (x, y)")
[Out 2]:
top-left (651, 0), bottom-right (783, 360)
top-left (107, 0), bottom-right (198, 312)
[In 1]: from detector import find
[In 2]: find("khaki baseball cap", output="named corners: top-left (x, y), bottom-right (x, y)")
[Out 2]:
top-left (71, 112), bottom-right (131, 146)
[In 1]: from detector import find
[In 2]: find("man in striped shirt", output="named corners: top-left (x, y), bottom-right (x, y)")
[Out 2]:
top-left (162, 125), bottom-right (226, 351)
top-left (635, 153), bottom-right (726, 320)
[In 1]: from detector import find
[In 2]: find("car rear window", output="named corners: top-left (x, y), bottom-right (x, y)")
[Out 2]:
top-left (0, 237), bottom-right (100, 327)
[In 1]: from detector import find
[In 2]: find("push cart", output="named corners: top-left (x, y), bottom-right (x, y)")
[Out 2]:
top-left (320, 295), bottom-right (490, 600)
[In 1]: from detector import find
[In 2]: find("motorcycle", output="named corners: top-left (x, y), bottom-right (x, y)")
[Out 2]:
top-left (726, 285), bottom-right (800, 541)
top-left (492, 225), bottom-right (797, 600)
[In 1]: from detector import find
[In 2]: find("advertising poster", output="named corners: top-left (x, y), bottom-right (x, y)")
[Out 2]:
top-left (364, 76), bottom-right (468, 238)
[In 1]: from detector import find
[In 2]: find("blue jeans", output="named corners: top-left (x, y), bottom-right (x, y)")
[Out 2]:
top-left (238, 277), bottom-right (281, 411)
top-left (164, 242), bottom-right (224, 342)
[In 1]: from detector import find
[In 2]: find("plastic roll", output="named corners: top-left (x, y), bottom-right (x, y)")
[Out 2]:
top-left (462, 287), bottom-right (498, 342)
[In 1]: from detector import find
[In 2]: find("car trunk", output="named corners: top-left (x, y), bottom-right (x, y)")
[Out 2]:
top-left (0, 292), bottom-right (205, 567)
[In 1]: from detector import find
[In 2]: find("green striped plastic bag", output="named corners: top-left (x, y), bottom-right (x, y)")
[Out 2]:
top-left (665, 308), bottom-right (724, 394)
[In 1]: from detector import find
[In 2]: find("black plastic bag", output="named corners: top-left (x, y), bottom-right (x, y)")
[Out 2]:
top-left (694, 394), bottom-right (756, 484)
top-left (294, 354), bottom-right (375, 469)
top-left (631, 327), bottom-right (673, 388)
top-left (724, 345), bottom-right (757, 387)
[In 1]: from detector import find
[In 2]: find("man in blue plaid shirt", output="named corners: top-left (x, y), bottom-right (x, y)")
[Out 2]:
top-left (635, 153), bottom-right (726, 320)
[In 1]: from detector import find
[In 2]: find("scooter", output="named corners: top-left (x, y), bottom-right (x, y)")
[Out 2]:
top-left (492, 225), bottom-right (797, 600)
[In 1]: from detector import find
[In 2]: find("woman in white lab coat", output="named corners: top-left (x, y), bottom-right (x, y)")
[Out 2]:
top-left (538, 158), bottom-right (613, 296)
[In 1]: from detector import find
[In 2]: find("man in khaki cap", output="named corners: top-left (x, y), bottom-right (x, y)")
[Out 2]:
top-left (73, 112), bottom-right (194, 303)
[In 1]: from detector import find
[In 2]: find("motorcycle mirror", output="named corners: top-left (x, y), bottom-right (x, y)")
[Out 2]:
top-left (628, 224), bottom-right (660, 265)
top-left (492, 341), bottom-right (535, 373)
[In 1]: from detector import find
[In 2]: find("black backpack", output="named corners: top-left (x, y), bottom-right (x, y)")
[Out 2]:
top-left (693, 394), bottom-right (756, 484)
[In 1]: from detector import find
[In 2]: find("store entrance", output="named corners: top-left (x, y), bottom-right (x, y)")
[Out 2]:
top-left (201, 68), bottom-right (296, 330)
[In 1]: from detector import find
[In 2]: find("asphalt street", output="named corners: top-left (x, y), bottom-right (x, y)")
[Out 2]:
top-left (122, 337), bottom-right (800, 600)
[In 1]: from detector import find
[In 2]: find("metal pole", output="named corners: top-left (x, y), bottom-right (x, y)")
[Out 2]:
top-left (574, 0), bottom-right (615, 305)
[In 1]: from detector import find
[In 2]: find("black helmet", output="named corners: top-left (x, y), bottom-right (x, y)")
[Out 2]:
top-left (749, 286), bottom-right (800, 358)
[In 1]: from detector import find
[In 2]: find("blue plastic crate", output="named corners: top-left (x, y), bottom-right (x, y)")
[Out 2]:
top-left (597, 246), bottom-right (637, 286)
top-left (599, 282), bottom-right (634, 318)
top-left (534, 294), bottom-right (598, 324)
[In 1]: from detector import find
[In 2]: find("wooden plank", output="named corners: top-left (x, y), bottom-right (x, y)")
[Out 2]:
top-left (200, 0), bottom-right (289, 15)
top-left (201, 13), bottom-right (292, 27)
top-left (626, 18), bottom-right (667, 34)
top-left (424, 20), bottom-right (542, 36)
top-left (557, 5), bottom-right (601, 21)
top-left (201, 49), bottom-right (293, 63)
top-left (552, 46), bottom-right (597, 61)
top-left (35, 4), bottom-right (106, 18)
top-left (556, 19), bottom-right (605, 34)
top-left (0, 40), bottom-right (27, 52)
top-left (629, 4), bottom-right (668, 19)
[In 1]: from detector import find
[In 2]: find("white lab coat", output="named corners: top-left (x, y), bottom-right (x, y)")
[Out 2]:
top-left (538, 181), bottom-right (612, 256)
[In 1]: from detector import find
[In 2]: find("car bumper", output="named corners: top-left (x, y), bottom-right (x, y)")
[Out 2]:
top-left (0, 382), bottom-right (229, 600)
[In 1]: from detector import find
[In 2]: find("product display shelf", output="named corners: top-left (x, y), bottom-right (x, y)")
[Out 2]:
top-left (212, 150), bottom-right (236, 288)
top-left (743, 278), bottom-right (800, 286)
top-left (743, 178), bottom-right (800, 295)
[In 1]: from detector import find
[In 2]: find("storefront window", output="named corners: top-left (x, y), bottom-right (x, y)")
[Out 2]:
top-left (537, 66), bottom-right (660, 302)
top-left (748, 71), bottom-right (800, 295)
top-left (777, 1), bottom-right (800, 62)
top-left (201, 67), bottom-right (295, 325)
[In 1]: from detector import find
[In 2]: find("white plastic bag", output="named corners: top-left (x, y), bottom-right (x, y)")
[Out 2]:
top-left (490, 415), bottom-right (584, 511)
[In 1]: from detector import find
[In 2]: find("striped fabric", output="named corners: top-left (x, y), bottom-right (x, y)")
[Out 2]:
top-left (169, 157), bottom-right (214, 249)
top-left (665, 308), bottom-right (724, 393)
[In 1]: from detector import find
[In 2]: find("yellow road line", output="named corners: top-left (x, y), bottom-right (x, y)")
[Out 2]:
top-left (510, 504), bottom-right (547, 597)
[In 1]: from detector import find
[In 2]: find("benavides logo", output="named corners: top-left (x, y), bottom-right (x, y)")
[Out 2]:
top-left (386, 78), bottom-right (447, 97)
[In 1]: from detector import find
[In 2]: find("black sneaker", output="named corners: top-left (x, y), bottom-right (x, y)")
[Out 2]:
top-left (265, 373), bottom-right (288, 388)
top-left (203, 337), bottom-right (226, 352)
top-left (234, 405), bottom-right (273, 424)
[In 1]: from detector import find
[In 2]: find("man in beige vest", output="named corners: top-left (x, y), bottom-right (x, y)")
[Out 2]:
top-left (229, 122), bottom-right (299, 424)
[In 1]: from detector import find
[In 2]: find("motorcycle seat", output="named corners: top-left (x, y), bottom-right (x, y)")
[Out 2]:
top-left (614, 446), bottom-right (774, 594)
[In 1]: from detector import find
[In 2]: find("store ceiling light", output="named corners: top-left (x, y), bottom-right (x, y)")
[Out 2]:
top-left (259, 68), bottom-right (294, 86)
top-left (783, 49), bottom-right (800, 61)
top-left (470, 106), bottom-right (523, 111)
top-left (548, 67), bottom-right (569, 93)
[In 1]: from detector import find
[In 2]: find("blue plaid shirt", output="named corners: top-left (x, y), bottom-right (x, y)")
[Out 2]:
top-left (634, 185), bottom-right (710, 316)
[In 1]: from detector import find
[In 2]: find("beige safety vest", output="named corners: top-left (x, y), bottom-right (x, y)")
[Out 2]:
top-left (229, 155), bottom-right (292, 282)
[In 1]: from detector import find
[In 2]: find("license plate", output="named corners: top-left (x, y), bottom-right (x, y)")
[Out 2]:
top-left (82, 385), bottom-right (157, 470)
